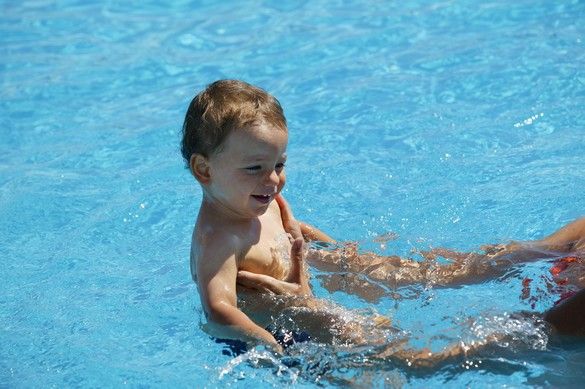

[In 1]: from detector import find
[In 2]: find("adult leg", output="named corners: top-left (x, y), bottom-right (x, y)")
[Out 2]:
top-left (543, 289), bottom-right (585, 336)
top-left (308, 217), bottom-right (585, 293)
top-left (534, 217), bottom-right (585, 252)
top-left (423, 216), bottom-right (585, 283)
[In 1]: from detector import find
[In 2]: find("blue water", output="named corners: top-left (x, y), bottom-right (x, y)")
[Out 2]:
top-left (1, 0), bottom-right (584, 387)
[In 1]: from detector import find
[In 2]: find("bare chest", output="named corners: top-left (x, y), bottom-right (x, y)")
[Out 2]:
top-left (238, 213), bottom-right (291, 280)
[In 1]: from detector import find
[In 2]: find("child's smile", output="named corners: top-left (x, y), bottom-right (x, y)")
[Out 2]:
top-left (205, 123), bottom-right (288, 219)
top-left (251, 194), bottom-right (273, 204)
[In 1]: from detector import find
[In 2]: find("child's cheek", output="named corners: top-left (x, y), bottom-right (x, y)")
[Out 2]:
top-left (277, 172), bottom-right (286, 193)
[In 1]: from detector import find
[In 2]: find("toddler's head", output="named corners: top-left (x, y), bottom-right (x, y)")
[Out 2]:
top-left (181, 79), bottom-right (287, 166)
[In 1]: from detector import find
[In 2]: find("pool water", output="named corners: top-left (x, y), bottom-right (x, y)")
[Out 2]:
top-left (1, 0), bottom-right (584, 387)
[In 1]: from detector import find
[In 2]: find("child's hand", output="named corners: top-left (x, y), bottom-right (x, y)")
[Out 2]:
top-left (237, 238), bottom-right (313, 297)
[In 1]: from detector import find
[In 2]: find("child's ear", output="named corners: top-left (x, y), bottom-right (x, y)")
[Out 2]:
top-left (190, 154), bottom-right (211, 184)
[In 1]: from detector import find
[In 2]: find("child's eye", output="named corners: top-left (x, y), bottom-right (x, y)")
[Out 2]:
top-left (244, 165), bottom-right (262, 172)
top-left (275, 163), bottom-right (285, 171)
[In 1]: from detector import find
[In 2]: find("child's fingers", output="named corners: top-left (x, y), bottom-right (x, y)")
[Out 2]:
top-left (237, 271), bottom-right (285, 294)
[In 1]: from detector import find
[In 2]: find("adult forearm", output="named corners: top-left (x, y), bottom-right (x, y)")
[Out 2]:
top-left (300, 222), bottom-right (336, 243)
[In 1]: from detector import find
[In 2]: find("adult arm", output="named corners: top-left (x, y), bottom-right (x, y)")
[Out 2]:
top-left (275, 194), bottom-right (336, 244)
top-left (299, 221), bottom-right (336, 243)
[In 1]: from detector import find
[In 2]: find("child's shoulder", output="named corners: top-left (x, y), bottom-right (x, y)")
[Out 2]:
top-left (191, 222), bottom-right (241, 281)
top-left (194, 221), bottom-right (240, 254)
top-left (192, 199), bottom-right (285, 264)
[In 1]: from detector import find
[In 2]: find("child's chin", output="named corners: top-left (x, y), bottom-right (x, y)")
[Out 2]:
top-left (251, 202), bottom-right (271, 215)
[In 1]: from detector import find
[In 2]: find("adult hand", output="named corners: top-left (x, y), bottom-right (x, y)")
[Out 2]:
top-left (275, 193), bottom-right (303, 242)
top-left (236, 194), bottom-right (312, 297)
top-left (237, 238), bottom-right (313, 296)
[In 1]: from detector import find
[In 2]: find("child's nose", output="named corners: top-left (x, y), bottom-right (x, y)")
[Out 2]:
top-left (265, 170), bottom-right (280, 186)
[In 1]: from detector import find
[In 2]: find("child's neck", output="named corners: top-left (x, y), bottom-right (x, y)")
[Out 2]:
top-left (200, 195), bottom-right (258, 224)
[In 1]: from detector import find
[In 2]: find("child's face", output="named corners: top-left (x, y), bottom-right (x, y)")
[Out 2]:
top-left (205, 124), bottom-right (288, 219)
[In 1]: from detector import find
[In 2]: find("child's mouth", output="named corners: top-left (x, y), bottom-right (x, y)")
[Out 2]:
top-left (251, 194), bottom-right (272, 204)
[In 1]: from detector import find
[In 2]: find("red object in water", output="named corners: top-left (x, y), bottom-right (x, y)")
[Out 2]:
top-left (520, 277), bottom-right (533, 303)
top-left (549, 256), bottom-right (582, 305)
top-left (549, 256), bottom-right (579, 276)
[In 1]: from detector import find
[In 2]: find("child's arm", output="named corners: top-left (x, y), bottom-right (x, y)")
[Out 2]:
top-left (196, 236), bottom-right (281, 350)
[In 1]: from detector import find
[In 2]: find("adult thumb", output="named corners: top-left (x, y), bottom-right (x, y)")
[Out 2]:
top-left (287, 237), bottom-right (304, 283)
